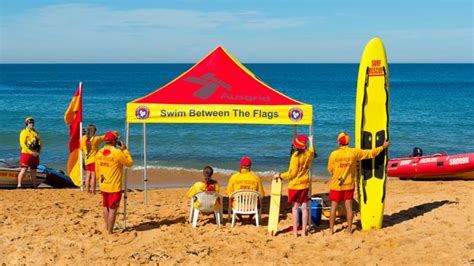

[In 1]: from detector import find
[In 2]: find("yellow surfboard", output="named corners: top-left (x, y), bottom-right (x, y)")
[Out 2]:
top-left (267, 179), bottom-right (283, 236)
top-left (355, 38), bottom-right (390, 230)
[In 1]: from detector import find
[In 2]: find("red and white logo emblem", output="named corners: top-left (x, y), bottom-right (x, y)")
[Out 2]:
top-left (288, 107), bottom-right (303, 122)
top-left (135, 106), bottom-right (150, 119)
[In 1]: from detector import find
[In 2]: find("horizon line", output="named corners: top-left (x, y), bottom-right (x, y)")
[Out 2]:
top-left (1, 62), bottom-right (472, 65)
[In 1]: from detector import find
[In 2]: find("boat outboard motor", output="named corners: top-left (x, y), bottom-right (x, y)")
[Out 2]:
top-left (412, 147), bottom-right (423, 157)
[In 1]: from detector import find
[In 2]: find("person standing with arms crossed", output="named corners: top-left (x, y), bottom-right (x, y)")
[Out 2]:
top-left (80, 124), bottom-right (104, 194)
top-left (274, 134), bottom-right (315, 237)
top-left (327, 132), bottom-right (389, 234)
top-left (17, 117), bottom-right (42, 188)
top-left (95, 131), bottom-right (133, 234)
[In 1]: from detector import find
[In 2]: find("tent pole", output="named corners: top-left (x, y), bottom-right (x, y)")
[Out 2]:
top-left (143, 123), bottom-right (148, 207)
top-left (123, 122), bottom-right (130, 229)
top-left (308, 124), bottom-right (314, 227)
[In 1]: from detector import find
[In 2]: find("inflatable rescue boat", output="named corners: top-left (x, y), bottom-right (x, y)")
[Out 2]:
top-left (388, 153), bottom-right (474, 180)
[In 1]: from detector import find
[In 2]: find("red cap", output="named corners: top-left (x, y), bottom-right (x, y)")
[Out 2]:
top-left (338, 132), bottom-right (350, 145)
top-left (240, 156), bottom-right (252, 167)
top-left (293, 134), bottom-right (308, 149)
top-left (104, 131), bottom-right (118, 142)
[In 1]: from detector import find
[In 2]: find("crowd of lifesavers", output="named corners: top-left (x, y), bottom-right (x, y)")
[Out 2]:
top-left (17, 117), bottom-right (389, 236)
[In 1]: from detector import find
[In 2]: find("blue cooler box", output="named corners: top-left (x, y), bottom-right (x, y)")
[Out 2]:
top-left (298, 197), bottom-right (322, 226)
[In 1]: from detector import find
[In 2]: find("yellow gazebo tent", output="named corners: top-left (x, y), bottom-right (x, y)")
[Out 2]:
top-left (123, 46), bottom-right (313, 227)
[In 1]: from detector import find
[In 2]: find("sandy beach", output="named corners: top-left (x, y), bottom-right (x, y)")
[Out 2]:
top-left (1, 168), bottom-right (473, 265)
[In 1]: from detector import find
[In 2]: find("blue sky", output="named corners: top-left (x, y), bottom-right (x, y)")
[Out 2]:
top-left (0, 0), bottom-right (472, 63)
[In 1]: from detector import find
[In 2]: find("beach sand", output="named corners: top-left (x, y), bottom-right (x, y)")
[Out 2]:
top-left (1, 168), bottom-right (473, 264)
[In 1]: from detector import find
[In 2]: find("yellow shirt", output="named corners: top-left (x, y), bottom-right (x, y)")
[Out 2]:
top-left (80, 135), bottom-right (105, 165)
top-left (280, 146), bottom-right (315, 190)
top-left (19, 127), bottom-right (42, 154)
top-left (327, 145), bottom-right (384, 191)
top-left (227, 169), bottom-right (265, 196)
top-left (95, 145), bottom-right (134, 193)
top-left (187, 181), bottom-right (221, 209)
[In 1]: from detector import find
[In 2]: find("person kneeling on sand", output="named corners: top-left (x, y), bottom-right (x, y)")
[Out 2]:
top-left (95, 131), bottom-right (133, 234)
top-left (327, 132), bottom-right (389, 234)
top-left (227, 157), bottom-right (265, 221)
top-left (187, 166), bottom-right (221, 209)
top-left (274, 134), bottom-right (315, 237)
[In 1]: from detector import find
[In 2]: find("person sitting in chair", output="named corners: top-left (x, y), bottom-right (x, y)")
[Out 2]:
top-left (227, 157), bottom-right (265, 220)
top-left (187, 166), bottom-right (220, 209)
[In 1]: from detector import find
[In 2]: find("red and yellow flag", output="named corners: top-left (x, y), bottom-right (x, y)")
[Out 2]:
top-left (64, 82), bottom-right (83, 186)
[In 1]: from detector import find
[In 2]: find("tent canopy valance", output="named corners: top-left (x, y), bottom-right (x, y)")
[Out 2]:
top-left (126, 46), bottom-right (312, 125)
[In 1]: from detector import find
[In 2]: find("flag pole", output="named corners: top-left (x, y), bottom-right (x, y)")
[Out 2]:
top-left (79, 122), bottom-right (83, 191)
top-left (79, 82), bottom-right (84, 191)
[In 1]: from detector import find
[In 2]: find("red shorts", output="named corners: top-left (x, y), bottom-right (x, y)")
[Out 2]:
top-left (329, 189), bottom-right (354, 203)
top-left (84, 163), bottom-right (95, 172)
top-left (101, 191), bottom-right (122, 209)
top-left (288, 188), bottom-right (309, 204)
top-left (20, 153), bottom-right (39, 169)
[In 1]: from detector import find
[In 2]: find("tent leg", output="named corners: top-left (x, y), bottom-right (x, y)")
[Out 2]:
top-left (143, 123), bottom-right (148, 207)
top-left (123, 122), bottom-right (130, 229)
top-left (308, 124), bottom-right (313, 227)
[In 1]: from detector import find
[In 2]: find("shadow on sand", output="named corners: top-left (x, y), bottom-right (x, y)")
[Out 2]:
top-left (382, 200), bottom-right (457, 228)
top-left (127, 217), bottom-right (188, 232)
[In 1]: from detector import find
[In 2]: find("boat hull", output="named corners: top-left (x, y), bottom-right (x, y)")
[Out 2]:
top-left (0, 167), bottom-right (47, 188)
top-left (388, 153), bottom-right (474, 180)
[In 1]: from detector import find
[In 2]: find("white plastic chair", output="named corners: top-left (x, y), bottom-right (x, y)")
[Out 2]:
top-left (228, 190), bottom-right (262, 227)
top-left (189, 191), bottom-right (223, 228)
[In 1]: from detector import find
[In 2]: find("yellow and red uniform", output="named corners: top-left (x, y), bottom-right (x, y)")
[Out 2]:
top-left (327, 146), bottom-right (384, 191)
top-left (95, 145), bottom-right (133, 193)
top-left (227, 169), bottom-right (265, 196)
top-left (280, 146), bottom-right (315, 190)
top-left (19, 127), bottom-right (42, 154)
top-left (187, 181), bottom-right (221, 209)
top-left (80, 135), bottom-right (105, 165)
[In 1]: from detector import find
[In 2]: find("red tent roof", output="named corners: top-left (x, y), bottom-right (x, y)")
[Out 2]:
top-left (132, 46), bottom-right (305, 106)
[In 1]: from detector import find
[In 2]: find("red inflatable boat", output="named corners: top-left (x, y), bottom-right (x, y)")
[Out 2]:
top-left (387, 153), bottom-right (474, 180)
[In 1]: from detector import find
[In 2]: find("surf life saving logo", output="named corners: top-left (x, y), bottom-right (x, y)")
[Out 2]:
top-left (135, 106), bottom-right (150, 120)
top-left (288, 107), bottom-right (303, 122)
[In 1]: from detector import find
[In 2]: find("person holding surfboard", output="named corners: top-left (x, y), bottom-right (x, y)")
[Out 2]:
top-left (327, 132), bottom-right (389, 234)
top-left (274, 134), bottom-right (315, 237)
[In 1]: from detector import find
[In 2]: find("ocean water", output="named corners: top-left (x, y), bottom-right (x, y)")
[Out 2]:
top-left (0, 64), bottom-right (473, 178)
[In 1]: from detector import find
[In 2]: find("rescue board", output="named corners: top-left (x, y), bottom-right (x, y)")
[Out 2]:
top-left (355, 37), bottom-right (390, 230)
top-left (267, 179), bottom-right (283, 236)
